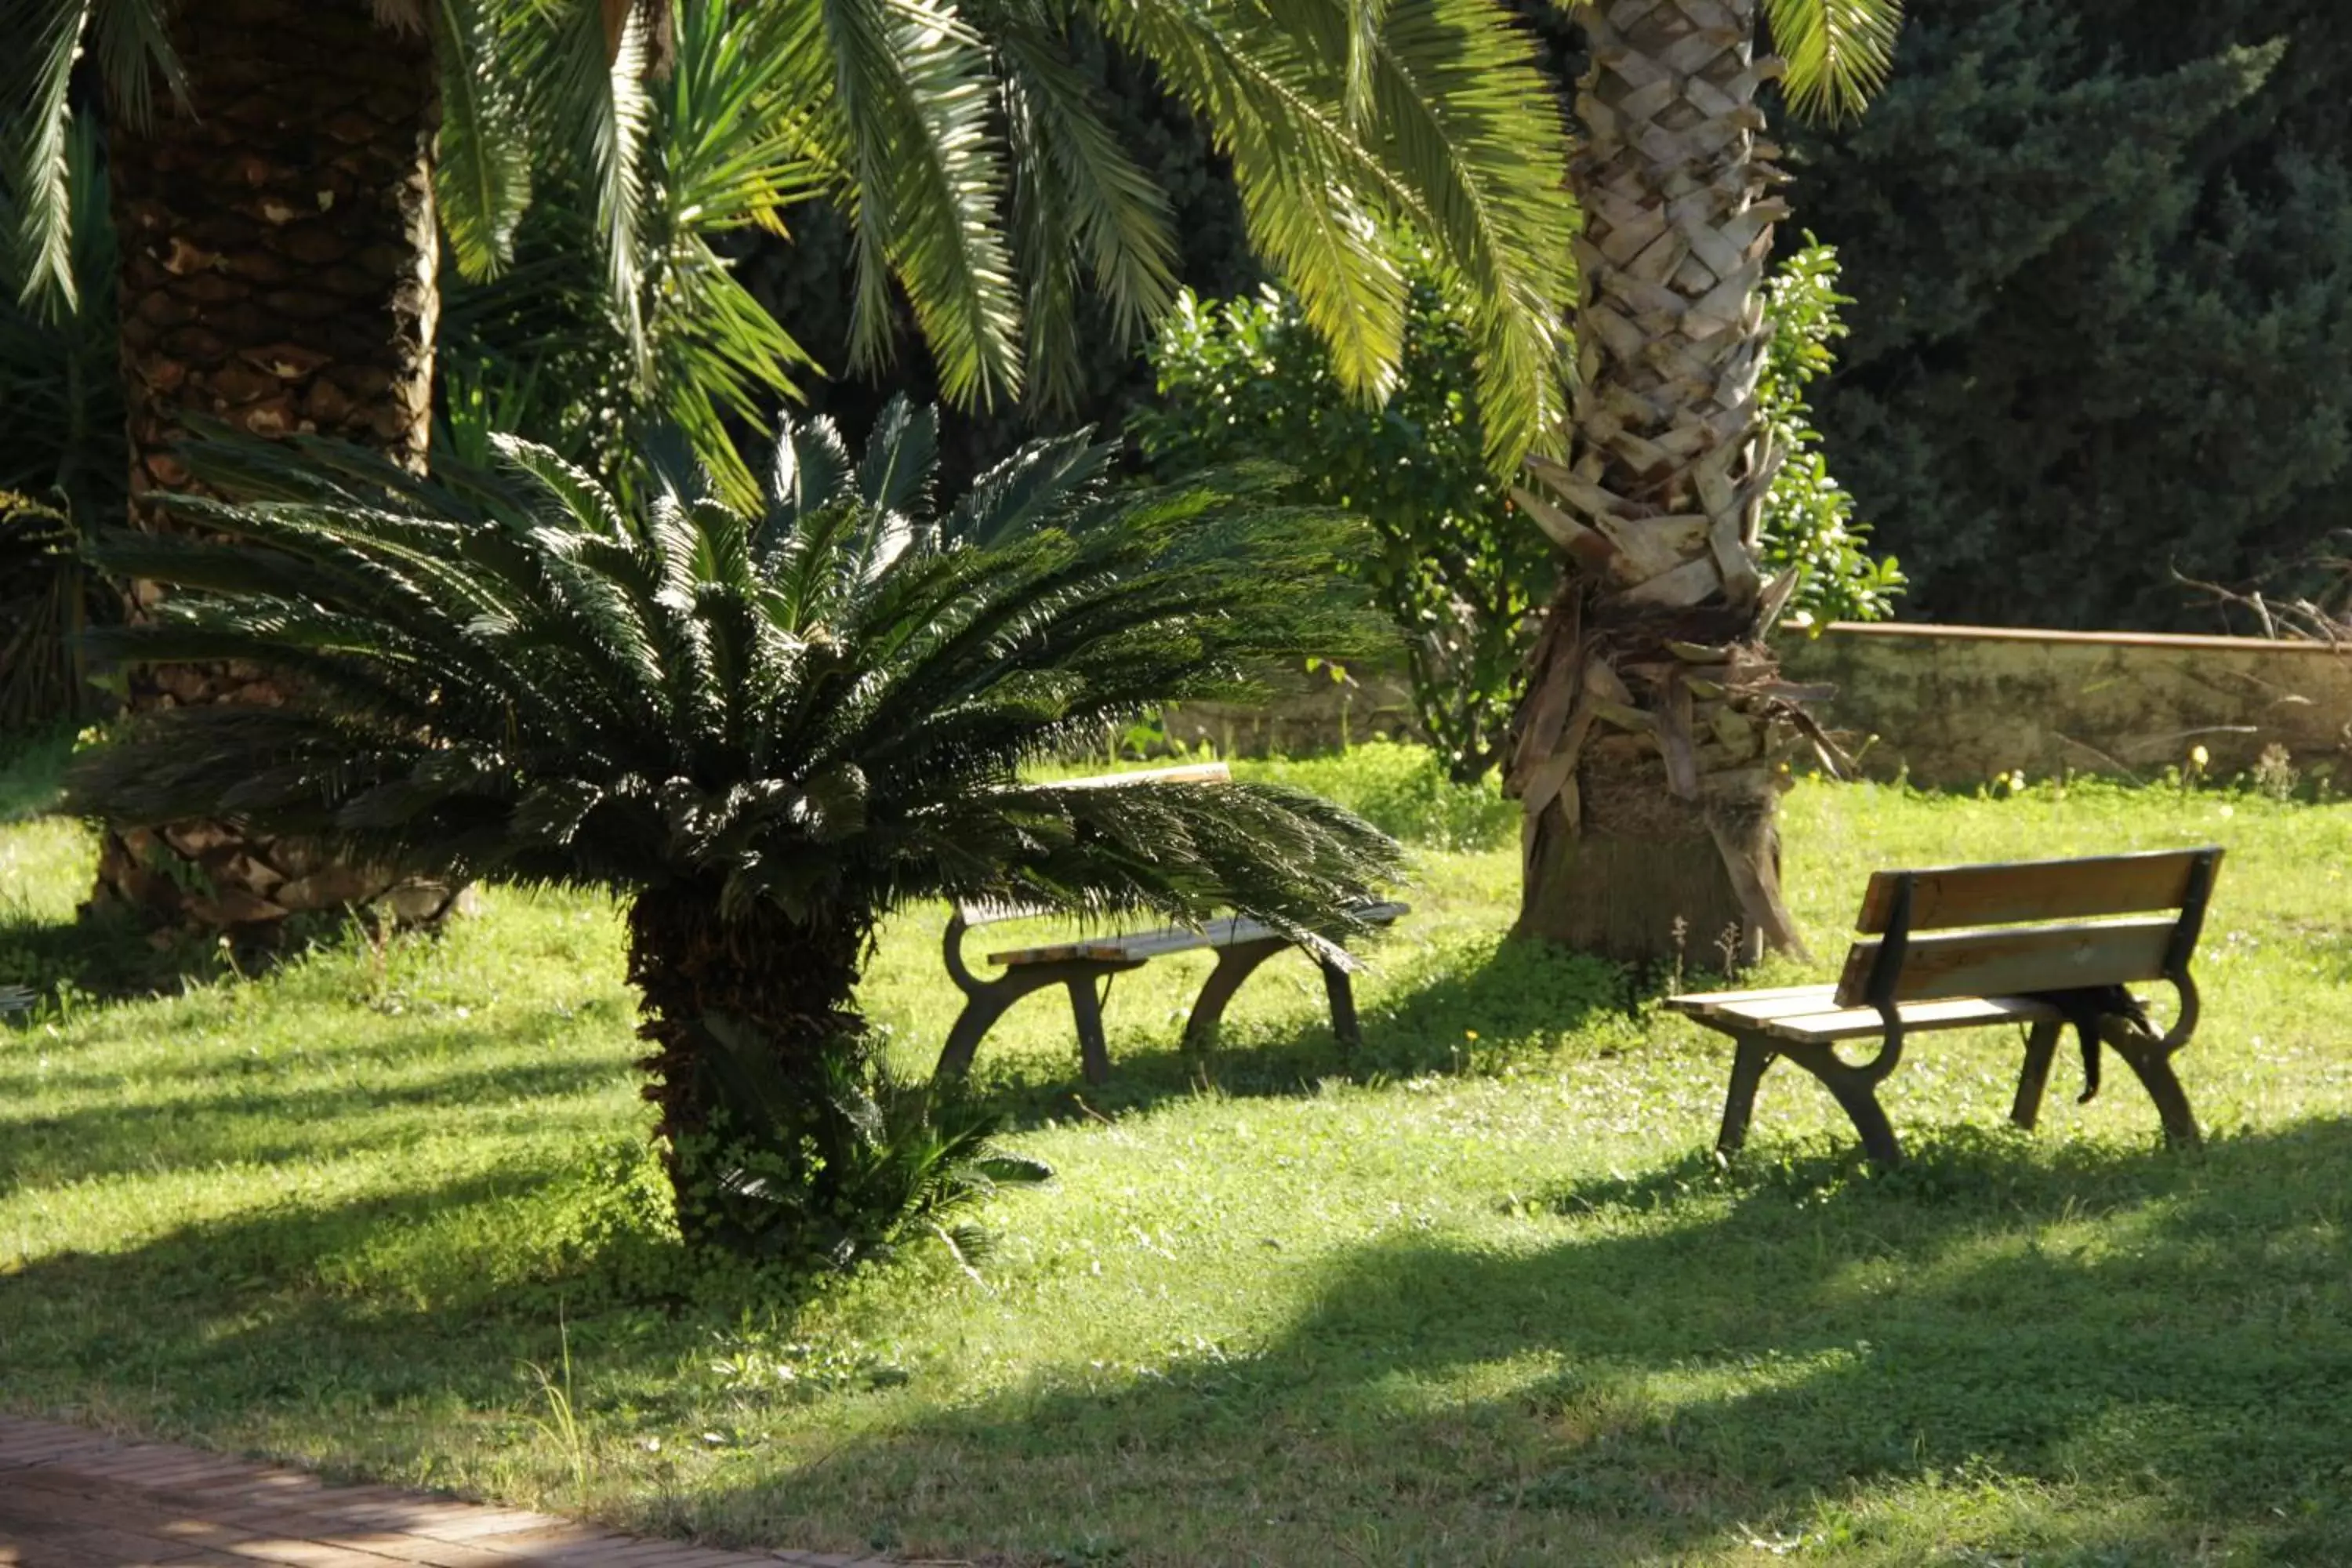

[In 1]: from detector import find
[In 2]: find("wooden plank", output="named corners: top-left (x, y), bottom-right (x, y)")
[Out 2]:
top-left (989, 902), bottom-right (1408, 968)
top-left (1666, 984), bottom-right (1835, 1019)
top-left (1855, 849), bottom-right (2218, 933)
top-left (1835, 918), bottom-right (2176, 1007)
top-left (1048, 762), bottom-right (1232, 791)
top-left (1722, 994), bottom-right (2063, 1044)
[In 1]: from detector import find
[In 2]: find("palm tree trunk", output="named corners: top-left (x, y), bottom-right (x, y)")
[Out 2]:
top-left (94, 0), bottom-right (441, 935)
top-left (1506, 0), bottom-right (1806, 965)
top-left (626, 887), bottom-right (874, 1244)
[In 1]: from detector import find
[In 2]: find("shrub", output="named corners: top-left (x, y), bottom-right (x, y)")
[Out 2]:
top-left (1759, 241), bottom-right (1906, 626)
top-left (1134, 252), bottom-right (1550, 783)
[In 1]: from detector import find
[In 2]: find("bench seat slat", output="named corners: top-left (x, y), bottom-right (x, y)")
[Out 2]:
top-left (987, 902), bottom-right (1409, 968)
top-left (1045, 761), bottom-right (1233, 792)
top-left (1667, 984), bottom-right (1847, 1022)
top-left (1682, 989), bottom-right (2062, 1044)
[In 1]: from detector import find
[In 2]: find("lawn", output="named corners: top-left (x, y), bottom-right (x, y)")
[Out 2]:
top-left (5, 738), bottom-right (2352, 1566)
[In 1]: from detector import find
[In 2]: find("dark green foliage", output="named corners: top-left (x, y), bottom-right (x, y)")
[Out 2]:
top-left (0, 492), bottom-right (97, 735)
top-left (1786, 0), bottom-right (2352, 629)
top-left (65, 404), bottom-right (1403, 1263)
top-left (0, 120), bottom-right (120, 736)
top-left (70, 407), bottom-right (1401, 930)
top-left (735, 38), bottom-right (1265, 499)
top-left (1133, 245), bottom-right (1900, 780)
top-left (681, 1014), bottom-right (1051, 1272)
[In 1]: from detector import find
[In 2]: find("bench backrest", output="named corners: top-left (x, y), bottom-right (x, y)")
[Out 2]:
top-left (955, 761), bottom-right (1233, 928)
top-left (1831, 848), bottom-right (2223, 1009)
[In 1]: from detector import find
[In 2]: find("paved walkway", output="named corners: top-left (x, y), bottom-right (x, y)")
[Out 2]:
top-left (0, 1417), bottom-right (906, 1568)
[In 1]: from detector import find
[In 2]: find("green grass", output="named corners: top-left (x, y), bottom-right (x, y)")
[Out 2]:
top-left (5, 736), bottom-right (2352, 1565)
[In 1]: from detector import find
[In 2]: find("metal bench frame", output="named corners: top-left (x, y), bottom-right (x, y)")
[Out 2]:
top-left (927, 760), bottom-right (1405, 1082)
top-left (934, 904), bottom-right (1401, 1083)
top-left (1675, 848), bottom-right (2222, 1166)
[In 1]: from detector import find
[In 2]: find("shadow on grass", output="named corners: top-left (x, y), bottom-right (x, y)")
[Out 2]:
top-left (0, 1028), bottom-right (628, 1196)
top-left (0, 1167), bottom-right (701, 1433)
top-left (0, 904), bottom-right (239, 1004)
top-left (6, 1089), bottom-right (2352, 1562)
top-left (667, 1119), bottom-right (2352, 1566)
top-left (0, 726), bottom-right (75, 822)
top-left (961, 933), bottom-right (1632, 1131)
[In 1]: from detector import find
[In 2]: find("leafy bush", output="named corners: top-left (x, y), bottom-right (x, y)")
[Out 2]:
top-left (681, 1015), bottom-right (1051, 1273)
top-left (1134, 253), bottom-right (1552, 783)
top-left (1136, 244), bottom-right (1903, 779)
top-left (1759, 242), bottom-right (1906, 626)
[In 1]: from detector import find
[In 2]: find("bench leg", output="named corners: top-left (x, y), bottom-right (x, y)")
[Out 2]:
top-left (2009, 1018), bottom-right (2063, 1131)
top-left (1067, 977), bottom-right (1113, 1085)
top-left (1181, 937), bottom-right (1288, 1055)
top-left (937, 985), bottom-right (1019, 1080)
top-left (1319, 960), bottom-right (1360, 1052)
top-left (1717, 1033), bottom-right (1776, 1156)
top-left (1784, 1044), bottom-right (1904, 1168)
top-left (2105, 1024), bottom-right (2201, 1149)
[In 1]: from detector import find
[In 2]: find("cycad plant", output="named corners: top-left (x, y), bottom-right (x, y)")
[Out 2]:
top-left (67, 401), bottom-right (1403, 1259)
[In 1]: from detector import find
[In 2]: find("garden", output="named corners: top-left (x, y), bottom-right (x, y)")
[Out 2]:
top-left (8, 0), bottom-right (2352, 1563)
top-left (8, 728), bottom-right (2352, 1563)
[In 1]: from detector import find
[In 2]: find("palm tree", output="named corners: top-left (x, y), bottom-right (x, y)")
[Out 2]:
top-left (1506, 0), bottom-right (1898, 961)
top-left (3, 0), bottom-right (1570, 937)
top-left (65, 402), bottom-right (1404, 1254)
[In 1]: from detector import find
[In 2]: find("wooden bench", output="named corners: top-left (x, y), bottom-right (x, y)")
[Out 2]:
top-left (931, 762), bottom-right (1406, 1083)
top-left (1668, 848), bottom-right (2223, 1166)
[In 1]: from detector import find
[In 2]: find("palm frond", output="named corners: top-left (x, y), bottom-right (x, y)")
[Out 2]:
top-left (2, 0), bottom-right (90, 310)
top-left (1102, 0), bottom-right (1410, 399)
top-left (537, 0), bottom-right (657, 381)
top-left (970, 0), bottom-right (1178, 357)
top-left (815, 0), bottom-right (1024, 408)
top-left (433, 0), bottom-right (534, 279)
top-left (1345, 0), bottom-right (1575, 466)
top-left (89, 0), bottom-right (188, 132)
top-left (1764, 0), bottom-right (1902, 123)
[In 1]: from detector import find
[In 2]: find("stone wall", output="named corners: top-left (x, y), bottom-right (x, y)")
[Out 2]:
top-left (1162, 670), bottom-right (1419, 757)
top-left (1163, 626), bottom-right (2352, 790)
top-left (1776, 623), bottom-right (2352, 787)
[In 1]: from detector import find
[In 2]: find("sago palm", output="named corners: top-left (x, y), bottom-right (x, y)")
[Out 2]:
top-left (1507, 0), bottom-right (1900, 961)
top-left (67, 401), bottom-right (1404, 1255)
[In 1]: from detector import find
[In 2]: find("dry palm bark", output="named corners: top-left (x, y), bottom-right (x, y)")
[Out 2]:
top-left (96, 0), bottom-right (447, 934)
top-left (1509, 0), bottom-right (1831, 963)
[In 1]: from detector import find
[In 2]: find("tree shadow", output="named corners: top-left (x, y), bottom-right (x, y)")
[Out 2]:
top-left (959, 933), bottom-right (1632, 1131)
top-left (0, 1169), bottom-right (710, 1435)
top-left (8, 1061), bottom-right (2351, 1563)
top-left (670, 1118), bottom-right (2352, 1565)
top-left (0, 1025), bottom-right (630, 1196)
top-left (0, 905), bottom-right (234, 1004)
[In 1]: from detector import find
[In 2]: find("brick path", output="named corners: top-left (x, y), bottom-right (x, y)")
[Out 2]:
top-left (0, 1417), bottom-right (906, 1568)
